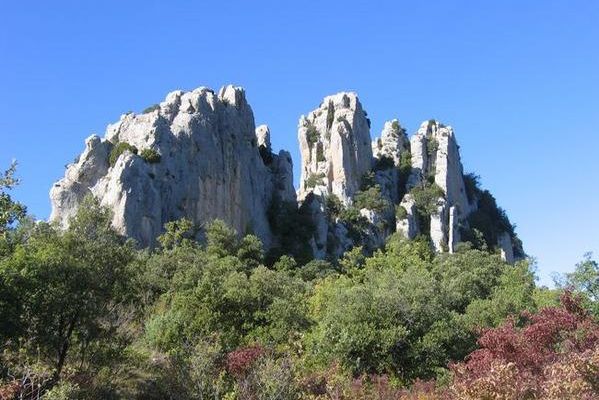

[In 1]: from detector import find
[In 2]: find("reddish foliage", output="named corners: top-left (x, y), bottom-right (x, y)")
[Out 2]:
top-left (226, 345), bottom-right (265, 378)
top-left (299, 363), bottom-right (446, 400)
top-left (0, 380), bottom-right (21, 400)
top-left (450, 291), bottom-right (599, 399)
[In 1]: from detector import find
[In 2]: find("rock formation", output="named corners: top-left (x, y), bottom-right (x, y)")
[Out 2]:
top-left (51, 85), bottom-right (523, 262)
top-left (50, 85), bottom-right (294, 248)
top-left (297, 92), bottom-right (372, 204)
top-left (297, 97), bottom-right (522, 261)
top-left (398, 120), bottom-right (473, 252)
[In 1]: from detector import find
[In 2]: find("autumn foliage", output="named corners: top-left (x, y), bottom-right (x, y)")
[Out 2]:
top-left (449, 291), bottom-right (599, 399)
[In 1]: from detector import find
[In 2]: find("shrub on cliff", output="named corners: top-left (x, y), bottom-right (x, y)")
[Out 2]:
top-left (109, 142), bottom-right (138, 166)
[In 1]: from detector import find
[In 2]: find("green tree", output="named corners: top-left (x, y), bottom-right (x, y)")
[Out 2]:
top-left (0, 196), bottom-right (135, 383)
top-left (306, 263), bottom-right (446, 380)
top-left (145, 223), bottom-right (310, 354)
top-left (432, 249), bottom-right (505, 313)
top-left (463, 260), bottom-right (536, 328)
top-left (558, 252), bottom-right (599, 316)
top-left (0, 161), bottom-right (26, 237)
top-left (157, 218), bottom-right (197, 250)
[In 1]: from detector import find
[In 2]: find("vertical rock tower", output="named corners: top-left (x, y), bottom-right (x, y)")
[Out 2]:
top-left (50, 85), bottom-right (294, 248)
top-left (398, 120), bottom-right (473, 252)
top-left (297, 92), bottom-right (372, 204)
top-left (297, 95), bottom-right (522, 261)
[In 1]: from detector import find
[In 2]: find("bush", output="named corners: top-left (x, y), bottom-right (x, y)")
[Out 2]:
top-left (109, 142), bottom-right (138, 166)
top-left (305, 122), bottom-right (320, 146)
top-left (466, 190), bottom-right (515, 250)
top-left (398, 150), bottom-right (412, 199)
top-left (463, 173), bottom-right (480, 203)
top-left (410, 183), bottom-right (445, 216)
top-left (325, 194), bottom-right (344, 220)
top-left (305, 172), bottom-right (325, 188)
top-left (316, 144), bottom-right (326, 162)
top-left (326, 101), bottom-right (335, 131)
top-left (374, 155), bottom-right (395, 171)
top-left (449, 292), bottom-right (599, 399)
top-left (354, 185), bottom-right (389, 213)
top-left (142, 104), bottom-right (160, 114)
top-left (391, 120), bottom-right (404, 136)
top-left (140, 148), bottom-right (161, 163)
top-left (360, 171), bottom-right (377, 190)
top-left (396, 205), bottom-right (408, 220)
top-left (427, 138), bottom-right (439, 156)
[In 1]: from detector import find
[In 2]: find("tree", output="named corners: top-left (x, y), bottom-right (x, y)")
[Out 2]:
top-left (558, 253), bottom-right (599, 316)
top-left (145, 225), bottom-right (310, 354)
top-left (306, 263), bottom-right (447, 379)
top-left (462, 260), bottom-right (536, 328)
top-left (0, 196), bottom-right (135, 383)
top-left (0, 161), bottom-right (26, 237)
top-left (157, 218), bottom-right (197, 250)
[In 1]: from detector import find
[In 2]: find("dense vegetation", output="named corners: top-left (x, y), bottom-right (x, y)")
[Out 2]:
top-left (1, 165), bottom-right (597, 399)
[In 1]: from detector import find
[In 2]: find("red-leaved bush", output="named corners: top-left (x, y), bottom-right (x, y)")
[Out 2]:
top-left (226, 345), bottom-right (266, 378)
top-left (450, 291), bottom-right (599, 399)
top-left (300, 292), bottom-right (599, 399)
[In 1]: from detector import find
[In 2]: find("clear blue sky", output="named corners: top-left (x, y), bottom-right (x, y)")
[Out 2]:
top-left (1, 1), bottom-right (597, 285)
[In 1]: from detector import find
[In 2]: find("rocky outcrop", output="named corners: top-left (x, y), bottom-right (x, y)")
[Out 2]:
top-left (297, 92), bottom-right (372, 204)
top-left (51, 85), bottom-right (522, 262)
top-left (372, 119), bottom-right (410, 204)
top-left (400, 121), bottom-right (473, 252)
top-left (50, 85), bottom-right (294, 248)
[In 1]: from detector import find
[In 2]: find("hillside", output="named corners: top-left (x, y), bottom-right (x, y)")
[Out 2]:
top-left (0, 86), bottom-right (596, 399)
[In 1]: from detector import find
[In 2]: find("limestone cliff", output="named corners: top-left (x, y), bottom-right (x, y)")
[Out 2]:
top-left (297, 92), bottom-right (372, 204)
top-left (398, 120), bottom-right (472, 253)
top-left (51, 85), bottom-right (522, 262)
top-left (50, 85), bottom-right (294, 248)
top-left (297, 97), bottom-right (522, 262)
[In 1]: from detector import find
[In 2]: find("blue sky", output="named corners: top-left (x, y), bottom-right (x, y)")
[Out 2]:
top-left (1, 1), bottom-right (597, 285)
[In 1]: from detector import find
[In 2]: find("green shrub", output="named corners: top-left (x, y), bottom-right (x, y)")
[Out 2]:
top-left (305, 172), bottom-right (325, 188)
top-left (109, 142), bottom-right (138, 166)
top-left (396, 205), bottom-right (408, 220)
top-left (142, 104), bottom-right (160, 114)
top-left (391, 120), bottom-right (402, 135)
top-left (305, 122), bottom-right (320, 147)
top-left (463, 173), bottom-right (480, 203)
top-left (427, 137), bottom-right (439, 156)
top-left (267, 196), bottom-right (315, 265)
top-left (338, 206), bottom-right (370, 242)
top-left (360, 171), bottom-right (376, 190)
top-left (410, 182), bottom-right (445, 216)
top-left (374, 155), bottom-right (394, 171)
top-left (398, 150), bottom-right (412, 199)
top-left (353, 185), bottom-right (389, 213)
top-left (466, 190), bottom-right (515, 250)
top-left (316, 144), bottom-right (326, 162)
top-left (140, 148), bottom-right (161, 164)
top-left (326, 100), bottom-right (335, 131)
top-left (325, 194), bottom-right (344, 220)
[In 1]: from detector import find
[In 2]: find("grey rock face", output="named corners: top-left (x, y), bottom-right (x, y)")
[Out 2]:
top-left (497, 232), bottom-right (515, 263)
top-left (396, 194), bottom-right (418, 239)
top-left (372, 119), bottom-right (408, 167)
top-left (51, 86), bottom-right (521, 262)
top-left (401, 121), bottom-right (474, 252)
top-left (298, 92), bottom-right (372, 204)
top-left (50, 85), bottom-right (293, 248)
